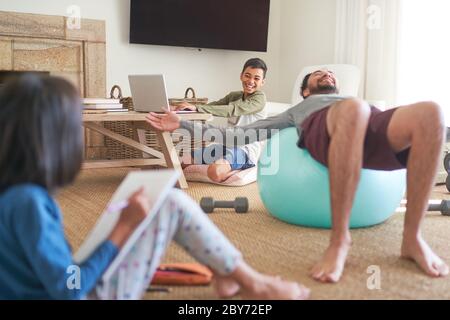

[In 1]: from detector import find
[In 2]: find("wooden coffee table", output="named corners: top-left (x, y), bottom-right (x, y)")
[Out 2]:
top-left (82, 111), bottom-right (211, 188)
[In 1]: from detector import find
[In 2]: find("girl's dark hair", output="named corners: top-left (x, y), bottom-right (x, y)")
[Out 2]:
top-left (0, 74), bottom-right (83, 193)
top-left (242, 58), bottom-right (268, 78)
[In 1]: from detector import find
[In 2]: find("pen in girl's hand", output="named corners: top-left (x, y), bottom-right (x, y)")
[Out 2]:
top-left (106, 200), bottom-right (129, 214)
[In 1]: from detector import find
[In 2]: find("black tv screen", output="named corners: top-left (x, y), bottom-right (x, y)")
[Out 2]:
top-left (130, 0), bottom-right (271, 52)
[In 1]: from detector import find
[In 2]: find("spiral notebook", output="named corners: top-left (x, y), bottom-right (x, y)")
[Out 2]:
top-left (73, 169), bottom-right (180, 281)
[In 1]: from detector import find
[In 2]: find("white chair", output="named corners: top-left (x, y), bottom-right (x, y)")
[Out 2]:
top-left (266, 64), bottom-right (361, 116)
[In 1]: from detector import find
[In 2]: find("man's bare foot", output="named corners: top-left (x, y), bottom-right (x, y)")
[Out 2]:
top-left (240, 274), bottom-right (310, 300)
top-left (213, 275), bottom-right (240, 298)
top-left (311, 237), bottom-right (351, 283)
top-left (401, 234), bottom-right (449, 277)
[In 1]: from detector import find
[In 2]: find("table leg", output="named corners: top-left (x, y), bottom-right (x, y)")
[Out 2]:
top-left (135, 127), bottom-right (150, 159)
top-left (156, 131), bottom-right (188, 189)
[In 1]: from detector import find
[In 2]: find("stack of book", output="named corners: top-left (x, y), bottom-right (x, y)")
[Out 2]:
top-left (82, 98), bottom-right (127, 112)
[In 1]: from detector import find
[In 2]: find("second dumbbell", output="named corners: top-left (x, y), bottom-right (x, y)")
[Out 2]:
top-left (200, 197), bottom-right (249, 214)
top-left (428, 200), bottom-right (450, 216)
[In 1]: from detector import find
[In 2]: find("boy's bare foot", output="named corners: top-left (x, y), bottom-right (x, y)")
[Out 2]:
top-left (240, 274), bottom-right (310, 300)
top-left (180, 155), bottom-right (193, 170)
top-left (401, 234), bottom-right (449, 277)
top-left (311, 238), bottom-right (351, 283)
top-left (213, 275), bottom-right (240, 298)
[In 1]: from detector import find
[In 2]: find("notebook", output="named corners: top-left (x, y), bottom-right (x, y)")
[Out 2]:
top-left (73, 169), bottom-right (180, 281)
top-left (128, 74), bottom-right (198, 114)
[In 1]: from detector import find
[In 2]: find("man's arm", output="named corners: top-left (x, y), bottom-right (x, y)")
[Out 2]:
top-left (196, 91), bottom-right (266, 117)
top-left (179, 108), bottom-right (294, 146)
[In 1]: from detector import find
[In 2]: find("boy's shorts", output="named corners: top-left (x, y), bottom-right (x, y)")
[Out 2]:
top-left (298, 105), bottom-right (410, 170)
top-left (191, 144), bottom-right (255, 171)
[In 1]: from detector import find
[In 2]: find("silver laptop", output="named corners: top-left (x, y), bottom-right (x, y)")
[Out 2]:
top-left (128, 74), bottom-right (197, 113)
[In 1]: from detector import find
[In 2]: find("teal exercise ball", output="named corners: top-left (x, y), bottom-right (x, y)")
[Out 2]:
top-left (257, 128), bottom-right (406, 229)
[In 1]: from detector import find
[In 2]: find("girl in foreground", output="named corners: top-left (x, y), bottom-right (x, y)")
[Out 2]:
top-left (0, 75), bottom-right (309, 300)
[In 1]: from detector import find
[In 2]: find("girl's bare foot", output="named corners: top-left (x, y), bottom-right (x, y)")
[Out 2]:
top-left (213, 275), bottom-right (240, 298)
top-left (401, 234), bottom-right (449, 277)
top-left (240, 274), bottom-right (310, 300)
top-left (226, 261), bottom-right (310, 300)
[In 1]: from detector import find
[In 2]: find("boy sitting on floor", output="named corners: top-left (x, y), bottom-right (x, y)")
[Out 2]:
top-left (172, 58), bottom-right (268, 183)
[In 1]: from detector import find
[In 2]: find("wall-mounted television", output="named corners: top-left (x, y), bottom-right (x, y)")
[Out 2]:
top-left (130, 0), bottom-right (271, 52)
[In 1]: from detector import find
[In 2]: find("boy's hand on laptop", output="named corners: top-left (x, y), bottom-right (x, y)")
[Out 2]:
top-left (109, 187), bottom-right (150, 248)
top-left (174, 102), bottom-right (197, 111)
top-left (146, 111), bottom-right (181, 132)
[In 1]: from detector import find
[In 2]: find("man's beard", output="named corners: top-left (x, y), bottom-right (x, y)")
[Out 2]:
top-left (310, 84), bottom-right (339, 95)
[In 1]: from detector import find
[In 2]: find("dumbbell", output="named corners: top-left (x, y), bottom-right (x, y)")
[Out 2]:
top-left (444, 153), bottom-right (450, 172)
top-left (443, 153), bottom-right (450, 192)
top-left (428, 200), bottom-right (450, 216)
top-left (200, 197), bottom-right (249, 214)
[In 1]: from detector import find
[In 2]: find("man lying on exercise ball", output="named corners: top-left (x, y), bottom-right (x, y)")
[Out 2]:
top-left (146, 69), bottom-right (449, 283)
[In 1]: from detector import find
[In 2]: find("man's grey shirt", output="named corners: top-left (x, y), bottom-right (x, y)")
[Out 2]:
top-left (179, 94), bottom-right (351, 147)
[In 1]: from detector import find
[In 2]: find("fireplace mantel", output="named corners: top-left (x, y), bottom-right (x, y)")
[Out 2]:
top-left (0, 10), bottom-right (107, 159)
top-left (0, 10), bottom-right (106, 98)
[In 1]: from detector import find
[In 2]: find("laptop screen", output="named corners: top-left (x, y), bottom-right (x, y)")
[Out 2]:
top-left (128, 74), bottom-right (170, 113)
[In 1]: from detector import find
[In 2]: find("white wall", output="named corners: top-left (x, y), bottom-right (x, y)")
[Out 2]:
top-left (0, 0), bottom-right (337, 103)
top-left (0, 0), bottom-right (281, 101)
top-left (278, 0), bottom-right (337, 102)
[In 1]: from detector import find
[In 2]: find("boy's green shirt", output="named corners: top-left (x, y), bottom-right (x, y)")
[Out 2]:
top-left (196, 90), bottom-right (266, 118)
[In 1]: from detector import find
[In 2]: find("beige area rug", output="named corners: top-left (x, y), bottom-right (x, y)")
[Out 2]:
top-left (56, 168), bottom-right (450, 300)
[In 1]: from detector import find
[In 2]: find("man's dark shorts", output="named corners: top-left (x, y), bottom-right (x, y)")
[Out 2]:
top-left (298, 105), bottom-right (410, 170)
